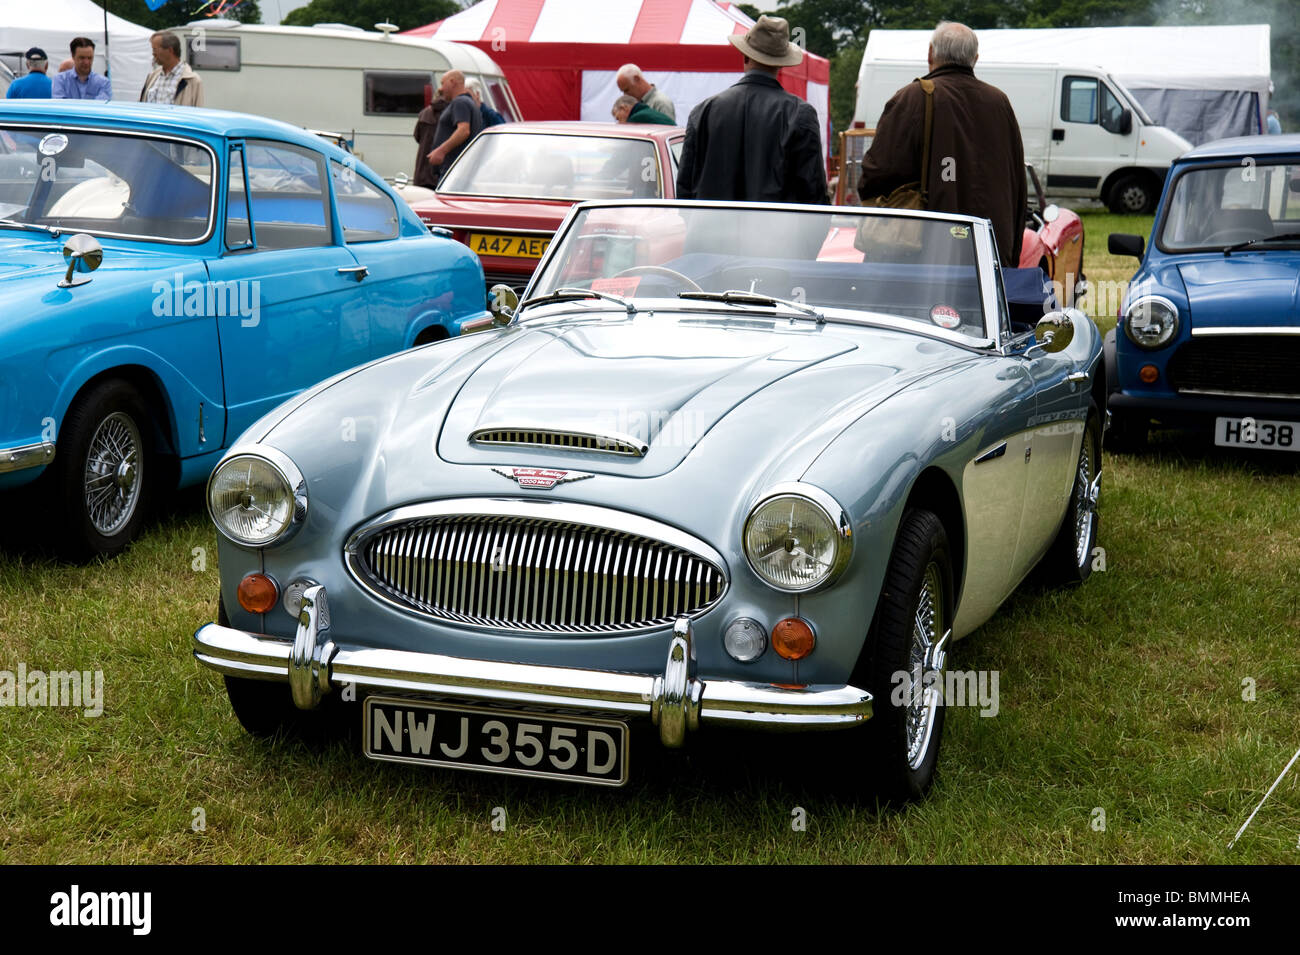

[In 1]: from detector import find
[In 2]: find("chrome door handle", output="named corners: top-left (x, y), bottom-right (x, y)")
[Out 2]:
top-left (1067, 372), bottom-right (1089, 383)
top-left (338, 266), bottom-right (368, 281)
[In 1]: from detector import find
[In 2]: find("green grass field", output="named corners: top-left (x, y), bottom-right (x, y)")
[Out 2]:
top-left (3, 211), bottom-right (1297, 864)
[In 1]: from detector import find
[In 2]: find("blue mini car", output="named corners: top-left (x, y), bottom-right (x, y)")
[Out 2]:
top-left (1106, 134), bottom-right (1300, 451)
top-left (0, 101), bottom-right (490, 559)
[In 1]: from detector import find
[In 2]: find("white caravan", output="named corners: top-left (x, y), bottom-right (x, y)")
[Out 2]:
top-left (165, 22), bottom-right (522, 181)
top-left (855, 58), bottom-right (1191, 213)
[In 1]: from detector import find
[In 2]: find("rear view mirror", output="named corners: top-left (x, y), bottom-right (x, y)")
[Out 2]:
top-left (1042, 204), bottom-right (1061, 224)
top-left (1119, 108), bottom-right (1133, 136)
top-left (1108, 233), bottom-right (1144, 258)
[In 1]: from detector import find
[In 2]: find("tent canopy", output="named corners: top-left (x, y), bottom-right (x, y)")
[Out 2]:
top-left (405, 0), bottom-right (831, 154)
top-left (0, 0), bottom-right (154, 102)
top-left (861, 25), bottom-right (1271, 145)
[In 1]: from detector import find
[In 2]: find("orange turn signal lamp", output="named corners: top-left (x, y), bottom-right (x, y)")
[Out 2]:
top-left (237, 573), bottom-right (279, 614)
top-left (772, 617), bottom-right (816, 661)
top-left (1139, 364), bottom-right (1159, 384)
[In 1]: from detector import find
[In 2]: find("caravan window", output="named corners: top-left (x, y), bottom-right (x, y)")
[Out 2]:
top-left (187, 37), bottom-right (240, 71)
top-left (365, 71), bottom-right (433, 115)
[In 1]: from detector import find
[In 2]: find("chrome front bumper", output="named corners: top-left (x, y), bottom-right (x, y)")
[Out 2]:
top-left (193, 586), bottom-right (872, 748)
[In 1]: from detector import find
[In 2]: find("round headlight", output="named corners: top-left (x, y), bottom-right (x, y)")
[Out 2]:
top-left (743, 486), bottom-right (851, 592)
top-left (1124, 295), bottom-right (1180, 350)
top-left (208, 450), bottom-right (307, 546)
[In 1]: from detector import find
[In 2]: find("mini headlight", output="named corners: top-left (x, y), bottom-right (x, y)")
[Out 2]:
top-left (1124, 295), bottom-right (1180, 350)
top-left (208, 450), bottom-right (307, 546)
top-left (723, 617), bottom-right (767, 663)
top-left (743, 485), bottom-right (851, 592)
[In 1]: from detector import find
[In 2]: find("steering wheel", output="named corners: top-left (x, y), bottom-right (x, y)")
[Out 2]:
top-left (1201, 228), bottom-right (1266, 245)
top-left (612, 265), bottom-right (704, 293)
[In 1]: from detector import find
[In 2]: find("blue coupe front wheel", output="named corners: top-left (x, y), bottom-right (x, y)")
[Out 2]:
top-left (47, 379), bottom-right (155, 561)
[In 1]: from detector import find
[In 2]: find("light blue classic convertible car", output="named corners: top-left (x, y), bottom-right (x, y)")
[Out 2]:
top-left (193, 201), bottom-right (1104, 799)
top-left (0, 101), bottom-right (490, 558)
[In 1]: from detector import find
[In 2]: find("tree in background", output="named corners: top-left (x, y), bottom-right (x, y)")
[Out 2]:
top-left (282, 0), bottom-right (461, 31)
top-left (92, 1), bottom-right (262, 30)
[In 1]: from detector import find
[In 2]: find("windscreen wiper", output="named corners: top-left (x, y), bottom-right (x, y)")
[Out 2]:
top-left (1224, 232), bottom-right (1300, 254)
top-left (519, 286), bottom-right (636, 314)
top-left (678, 289), bottom-right (824, 322)
top-left (0, 218), bottom-right (62, 237)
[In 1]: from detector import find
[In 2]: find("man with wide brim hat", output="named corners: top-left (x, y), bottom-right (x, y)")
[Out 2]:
top-left (677, 15), bottom-right (825, 204)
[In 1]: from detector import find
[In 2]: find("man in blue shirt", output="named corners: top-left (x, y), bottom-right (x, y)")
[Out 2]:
top-left (51, 37), bottom-right (112, 101)
top-left (5, 49), bottom-right (52, 99)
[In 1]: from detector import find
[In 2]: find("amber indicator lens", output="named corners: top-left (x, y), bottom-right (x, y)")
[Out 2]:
top-left (772, 617), bottom-right (815, 660)
top-left (237, 573), bottom-right (279, 614)
top-left (1139, 364), bottom-right (1159, 383)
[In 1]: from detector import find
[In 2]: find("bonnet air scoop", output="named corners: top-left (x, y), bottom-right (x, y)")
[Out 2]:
top-left (470, 427), bottom-right (649, 458)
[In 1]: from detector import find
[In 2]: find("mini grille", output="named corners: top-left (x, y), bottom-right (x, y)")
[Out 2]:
top-left (1168, 336), bottom-right (1300, 398)
top-left (471, 428), bottom-right (647, 457)
top-left (353, 515), bottom-right (726, 633)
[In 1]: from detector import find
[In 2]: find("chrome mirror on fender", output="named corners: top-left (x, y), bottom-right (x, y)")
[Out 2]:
top-left (58, 233), bottom-right (103, 289)
top-left (1042, 203), bottom-right (1061, 224)
top-left (488, 284), bottom-right (519, 326)
top-left (460, 284), bottom-right (521, 335)
top-left (1029, 309), bottom-right (1077, 355)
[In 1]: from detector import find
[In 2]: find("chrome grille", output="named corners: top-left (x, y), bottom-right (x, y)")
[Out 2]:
top-left (349, 508), bottom-right (727, 634)
top-left (472, 428), bottom-right (647, 457)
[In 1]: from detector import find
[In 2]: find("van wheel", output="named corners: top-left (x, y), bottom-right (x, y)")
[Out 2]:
top-left (1108, 174), bottom-right (1155, 214)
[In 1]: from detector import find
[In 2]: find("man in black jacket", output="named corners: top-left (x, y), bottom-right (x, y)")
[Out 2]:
top-left (676, 16), bottom-right (827, 204)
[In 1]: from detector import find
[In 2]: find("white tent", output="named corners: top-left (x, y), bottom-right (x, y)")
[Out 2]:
top-left (860, 25), bottom-right (1271, 145)
top-left (0, 0), bottom-right (154, 103)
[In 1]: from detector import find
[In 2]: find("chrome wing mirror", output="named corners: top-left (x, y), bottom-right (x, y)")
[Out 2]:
top-left (58, 233), bottom-right (103, 289)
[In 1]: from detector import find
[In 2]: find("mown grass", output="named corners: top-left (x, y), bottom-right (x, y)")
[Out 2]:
top-left (3, 213), bottom-right (1297, 863)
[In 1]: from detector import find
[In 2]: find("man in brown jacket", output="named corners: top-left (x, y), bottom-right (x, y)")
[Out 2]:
top-left (857, 21), bottom-right (1025, 266)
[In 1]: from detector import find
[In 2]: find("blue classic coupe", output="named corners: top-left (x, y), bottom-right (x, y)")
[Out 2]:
top-left (193, 201), bottom-right (1105, 799)
top-left (0, 102), bottom-right (490, 558)
top-left (1107, 134), bottom-right (1300, 451)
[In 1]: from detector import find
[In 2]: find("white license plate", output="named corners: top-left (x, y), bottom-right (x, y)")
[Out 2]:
top-left (364, 696), bottom-right (628, 786)
top-left (1214, 417), bottom-right (1300, 450)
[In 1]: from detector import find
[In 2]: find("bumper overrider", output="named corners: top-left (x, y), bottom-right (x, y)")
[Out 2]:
top-left (193, 585), bottom-right (873, 747)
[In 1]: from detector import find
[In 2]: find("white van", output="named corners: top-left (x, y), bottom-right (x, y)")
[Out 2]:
top-left (166, 22), bottom-right (521, 182)
top-left (855, 59), bottom-right (1191, 213)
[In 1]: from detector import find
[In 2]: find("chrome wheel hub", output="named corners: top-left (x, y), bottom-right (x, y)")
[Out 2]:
top-left (84, 411), bottom-right (142, 536)
top-left (905, 563), bottom-right (948, 770)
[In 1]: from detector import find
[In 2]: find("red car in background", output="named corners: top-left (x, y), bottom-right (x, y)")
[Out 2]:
top-left (1020, 163), bottom-right (1087, 306)
top-left (405, 122), bottom-right (685, 289)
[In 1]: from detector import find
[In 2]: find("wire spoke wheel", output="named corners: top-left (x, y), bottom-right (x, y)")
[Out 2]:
top-left (1072, 435), bottom-right (1098, 569)
top-left (82, 411), bottom-right (143, 537)
top-left (904, 562), bottom-right (946, 770)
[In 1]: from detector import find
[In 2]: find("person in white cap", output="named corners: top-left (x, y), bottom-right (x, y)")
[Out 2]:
top-left (675, 15), bottom-right (826, 204)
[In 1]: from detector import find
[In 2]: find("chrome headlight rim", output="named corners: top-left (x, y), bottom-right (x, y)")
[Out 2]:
top-left (207, 445), bottom-right (308, 548)
top-left (1123, 294), bottom-right (1181, 350)
top-left (743, 482), bottom-right (853, 594)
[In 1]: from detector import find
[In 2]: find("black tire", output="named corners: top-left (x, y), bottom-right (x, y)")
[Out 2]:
top-left (851, 508), bottom-right (954, 802)
top-left (217, 597), bottom-right (334, 738)
top-left (224, 674), bottom-right (303, 738)
top-left (1107, 174), bottom-right (1156, 214)
top-left (1104, 408), bottom-right (1148, 452)
top-left (1039, 407), bottom-right (1102, 586)
top-left (47, 378), bottom-right (155, 561)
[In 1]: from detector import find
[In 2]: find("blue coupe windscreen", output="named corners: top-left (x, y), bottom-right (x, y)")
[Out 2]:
top-left (0, 129), bottom-right (213, 240)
